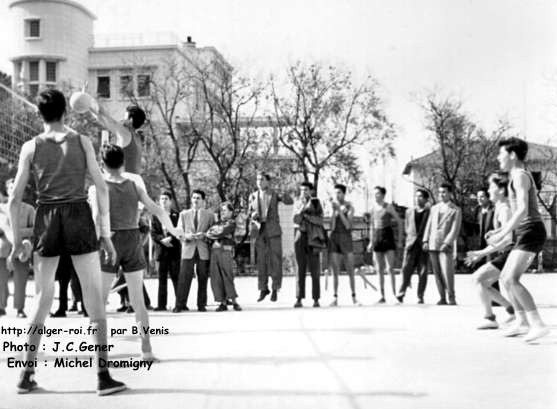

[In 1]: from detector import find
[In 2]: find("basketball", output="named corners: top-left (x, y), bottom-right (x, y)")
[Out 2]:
top-left (69, 91), bottom-right (94, 114)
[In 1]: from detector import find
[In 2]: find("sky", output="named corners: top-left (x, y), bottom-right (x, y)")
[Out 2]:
top-left (1, 0), bottom-right (557, 203)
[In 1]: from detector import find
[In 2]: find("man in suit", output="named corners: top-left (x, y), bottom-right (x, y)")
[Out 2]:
top-left (476, 189), bottom-right (495, 252)
top-left (422, 183), bottom-right (462, 305)
top-left (396, 189), bottom-right (431, 304)
top-left (175, 189), bottom-right (215, 312)
top-left (152, 191), bottom-right (181, 311)
top-left (249, 172), bottom-right (293, 302)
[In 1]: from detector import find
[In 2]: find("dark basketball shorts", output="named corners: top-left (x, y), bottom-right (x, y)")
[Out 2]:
top-left (34, 201), bottom-right (99, 257)
top-left (328, 232), bottom-right (353, 254)
top-left (490, 247), bottom-right (512, 271)
top-left (101, 229), bottom-right (146, 273)
top-left (513, 221), bottom-right (546, 254)
top-left (372, 227), bottom-right (396, 252)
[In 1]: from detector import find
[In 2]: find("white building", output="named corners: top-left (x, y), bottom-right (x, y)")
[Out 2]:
top-left (8, 0), bottom-right (231, 120)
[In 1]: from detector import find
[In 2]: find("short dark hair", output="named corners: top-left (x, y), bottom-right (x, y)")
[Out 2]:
top-left (160, 190), bottom-right (172, 200)
top-left (257, 172), bottom-right (271, 181)
top-left (192, 189), bottom-right (206, 200)
top-left (334, 184), bottom-right (347, 194)
top-left (300, 181), bottom-right (314, 190)
top-left (439, 183), bottom-right (453, 192)
top-left (488, 172), bottom-right (509, 197)
top-left (416, 189), bottom-right (430, 200)
top-left (498, 137), bottom-right (528, 161)
top-left (374, 186), bottom-right (386, 196)
top-left (36, 89), bottom-right (66, 123)
top-left (126, 105), bottom-right (146, 129)
top-left (101, 144), bottom-right (125, 169)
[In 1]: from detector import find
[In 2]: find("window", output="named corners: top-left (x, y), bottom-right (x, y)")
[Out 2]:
top-left (46, 62), bottom-right (56, 82)
top-left (25, 19), bottom-right (40, 38)
top-left (97, 76), bottom-right (111, 98)
top-left (137, 74), bottom-right (150, 97)
top-left (29, 61), bottom-right (39, 81)
top-left (120, 74), bottom-right (133, 98)
top-left (29, 84), bottom-right (39, 97)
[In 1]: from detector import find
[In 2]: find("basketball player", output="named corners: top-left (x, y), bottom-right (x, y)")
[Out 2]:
top-left (486, 137), bottom-right (549, 342)
top-left (465, 172), bottom-right (516, 329)
top-left (93, 144), bottom-right (182, 360)
top-left (8, 89), bottom-right (125, 395)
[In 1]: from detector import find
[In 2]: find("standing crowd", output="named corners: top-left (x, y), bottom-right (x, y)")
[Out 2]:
top-left (0, 88), bottom-right (550, 396)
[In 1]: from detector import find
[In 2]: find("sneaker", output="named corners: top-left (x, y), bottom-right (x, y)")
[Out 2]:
top-left (17, 310), bottom-right (27, 319)
top-left (110, 275), bottom-right (127, 294)
top-left (216, 304), bottom-right (227, 312)
top-left (503, 324), bottom-right (529, 337)
top-left (524, 326), bottom-right (550, 343)
top-left (232, 303), bottom-right (242, 311)
top-left (97, 375), bottom-right (127, 396)
top-left (17, 372), bottom-right (38, 394)
top-left (503, 314), bottom-right (516, 325)
top-left (329, 298), bottom-right (338, 307)
top-left (313, 300), bottom-right (320, 308)
top-left (294, 299), bottom-right (303, 308)
top-left (141, 351), bottom-right (159, 362)
top-left (477, 318), bottom-right (499, 330)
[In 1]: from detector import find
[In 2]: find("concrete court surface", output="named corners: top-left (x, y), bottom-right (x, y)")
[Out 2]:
top-left (0, 273), bottom-right (556, 409)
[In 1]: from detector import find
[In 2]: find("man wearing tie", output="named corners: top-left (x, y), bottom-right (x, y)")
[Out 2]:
top-left (151, 191), bottom-right (181, 311)
top-left (249, 172), bottom-right (293, 302)
top-left (175, 190), bottom-right (215, 312)
top-left (422, 183), bottom-right (462, 305)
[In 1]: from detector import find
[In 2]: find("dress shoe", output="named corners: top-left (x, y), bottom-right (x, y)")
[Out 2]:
top-left (50, 309), bottom-right (66, 318)
top-left (116, 305), bottom-right (128, 313)
top-left (17, 310), bottom-right (27, 318)
top-left (172, 307), bottom-right (183, 313)
top-left (313, 300), bottom-right (320, 308)
top-left (232, 303), bottom-right (242, 311)
top-left (68, 303), bottom-right (78, 312)
top-left (257, 289), bottom-right (270, 302)
top-left (216, 304), bottom-right (227, 312)
top-left (198, 306), bottom-right (207, 312)
top-left (270, 290), bottom-right (278, 302)
top-left (396, 294), bottom-right (404, 303)
top-left (126, 306), bottom-right (134, 313)
top-left (417, 298), bottom-right (424, 304)
top-left (448, 299), bottom-right (457, 306)
top-left (294, 299), bottom-right (303, 308)
top-left (146, 305), bottom-right (154, 311)
top-left (0, 309), bottom-right (5, 316)
top-left (154, 306), bottom-right (167, 312)
top-left (437, 299), bottom-right (447, 306)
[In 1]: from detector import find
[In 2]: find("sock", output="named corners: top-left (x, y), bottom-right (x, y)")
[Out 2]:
top-left (506, 305), bottom-right (515, 316)
top-left (97, 369), bottom-right (111, 381)
top-left (90, 318), bottom-right (109, 373)
top-left (525, 310), bottom-right (545, 327)
top-left (516, 310), bottom-right (528, 326)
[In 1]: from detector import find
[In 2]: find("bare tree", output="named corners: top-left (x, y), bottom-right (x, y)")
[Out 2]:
top-left (270, 62), bottom-right (396, 192)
